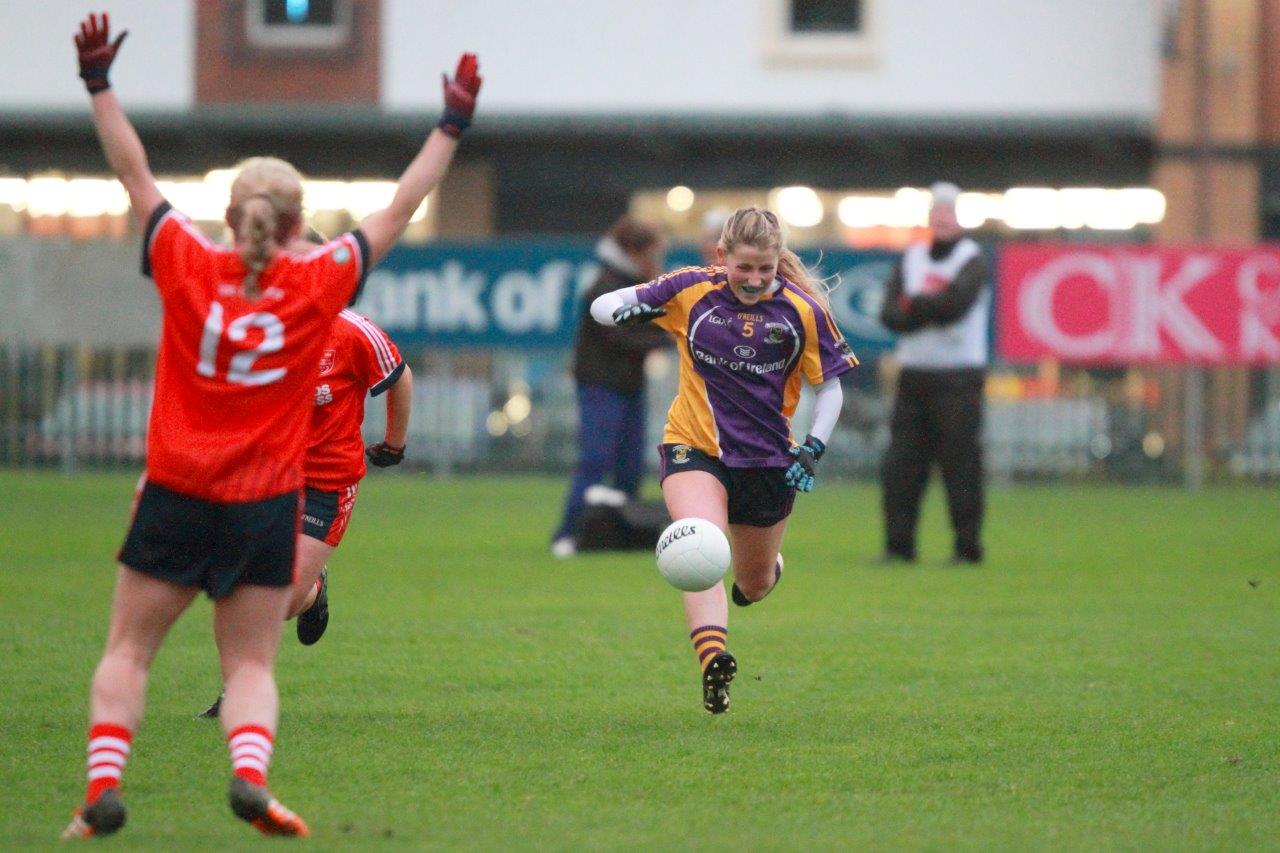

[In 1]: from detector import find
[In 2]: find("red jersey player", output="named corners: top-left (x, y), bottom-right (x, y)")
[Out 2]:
top-left (63, 12), bottom-right (480, 841)
top-left (198, 301), bottom-right (413, 716)
top-left (290, 309), bottom-right (413, 642)
top-left (200, 301), bottom-right (413, 727)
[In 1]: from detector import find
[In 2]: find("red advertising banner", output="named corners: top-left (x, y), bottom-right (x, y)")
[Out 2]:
top-left (998, 244), bottom-right (1280, 364)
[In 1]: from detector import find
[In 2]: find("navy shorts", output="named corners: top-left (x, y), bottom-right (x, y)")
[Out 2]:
top-left (658, 443), bottom-right (795, 527)
top-left (301, 484), bottom-right (359, 547)
top-left (118, 481), bottom-right (300, 599)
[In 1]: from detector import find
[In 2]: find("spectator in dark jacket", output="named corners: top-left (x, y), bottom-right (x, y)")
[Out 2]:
top-left (551, 216), bottom-right (668, 556)
top-left (878, 182), bottom-right (989, 564)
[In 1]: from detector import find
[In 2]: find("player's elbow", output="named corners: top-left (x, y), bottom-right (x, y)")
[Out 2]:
top-left (590, 294), bottom-right (619, 326)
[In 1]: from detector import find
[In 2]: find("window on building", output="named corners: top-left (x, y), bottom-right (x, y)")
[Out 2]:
top-left (245, 0), bottom-right (353, 49)
top-left (263, 0), bottom-right (338, 25)
top-left (789, 0), bottom-right (863, 34)
top-left (763, 0), bottom-right (877, 65)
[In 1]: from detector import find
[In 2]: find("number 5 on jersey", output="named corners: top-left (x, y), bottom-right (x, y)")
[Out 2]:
top-left (196, 300), bottom-right (287, 386)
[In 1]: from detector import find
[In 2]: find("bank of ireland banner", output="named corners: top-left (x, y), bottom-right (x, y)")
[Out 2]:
top-left (999, 244), bottom-right (1280, 365)
top-left (354, 241), bottom-right (904, 354)
top-left (356, 241), bottom-right (599, 348)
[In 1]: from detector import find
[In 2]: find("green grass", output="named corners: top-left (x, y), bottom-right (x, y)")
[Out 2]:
top-left (1, 470), bottom-right (1277, 850)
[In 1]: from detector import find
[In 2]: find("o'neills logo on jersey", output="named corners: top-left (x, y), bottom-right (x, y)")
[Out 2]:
top-left (318, 349), bottom-right (336, 375)
top-left (656, 523), bottom-right (697, 553)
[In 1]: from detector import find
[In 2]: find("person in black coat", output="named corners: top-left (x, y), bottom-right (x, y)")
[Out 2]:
top-left (551, 216), bottom-right (668, 556)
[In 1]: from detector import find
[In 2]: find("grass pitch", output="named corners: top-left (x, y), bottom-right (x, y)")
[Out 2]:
top-left (1, 471), bottom-right (1277, 849)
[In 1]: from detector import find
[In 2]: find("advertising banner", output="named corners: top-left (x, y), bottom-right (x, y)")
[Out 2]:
top-left (355, 242), bottom-right (903, 354)
top-left (998, 244), bottom-right (1280, 364)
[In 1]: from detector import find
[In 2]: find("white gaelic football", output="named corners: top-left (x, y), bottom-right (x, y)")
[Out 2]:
top-left (655, 518), bottom-right (731, 592)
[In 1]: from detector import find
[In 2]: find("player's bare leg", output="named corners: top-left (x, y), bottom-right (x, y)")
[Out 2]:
top-left (290, 535), bottom-right (334, 645)
top-left (63, 566), bottom-right (198, 839)
top-left (198, 537), bottom-right (332, 717)
top-left (213, 584), bottom-right (309, 836)
top-left (663, 471), bottom-right (736, 713)
top-left (728, 519), bottom-right (787, 606)
top-left (198, 536), bottom-right (335, 718)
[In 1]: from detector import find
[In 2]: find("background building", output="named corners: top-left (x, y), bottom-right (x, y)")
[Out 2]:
top-left (3, 1), bottom-right (1278, 484)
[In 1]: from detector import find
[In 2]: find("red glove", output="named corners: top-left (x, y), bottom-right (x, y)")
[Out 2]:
top-left (439, 53), bottom-right (482, 138)
top-left (75, 12), bottom-right (127, 95)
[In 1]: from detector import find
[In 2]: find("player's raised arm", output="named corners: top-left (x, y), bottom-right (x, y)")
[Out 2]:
top-left (359, 54), bottom-right (482, 267)
top-left (75, 12), bottom-right (163, 227)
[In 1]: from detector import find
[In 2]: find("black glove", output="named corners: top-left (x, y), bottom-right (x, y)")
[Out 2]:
top-left (612, 303), bottom-right (666, 326)
top-left (439, 53), bottom-right (481, 137)
top-left (784, 435), bottom-right (826, 493)
top-left (366, 441), bottom-right (405, 467)
top-left (75, 12), bottom-right (128, 95)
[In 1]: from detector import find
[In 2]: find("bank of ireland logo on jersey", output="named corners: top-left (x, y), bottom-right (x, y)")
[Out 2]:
top-left (671, 444), bottom-right (692, 464)
top-left (318, 349), bottom-right (336, 376)
top-left (733, 345), bottom-right (757, 358)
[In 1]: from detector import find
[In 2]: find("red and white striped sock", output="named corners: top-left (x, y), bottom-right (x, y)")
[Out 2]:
top-left (85, 723), bottom-right (132, 804)
top-left (227, 724), bottom-right (274, 787)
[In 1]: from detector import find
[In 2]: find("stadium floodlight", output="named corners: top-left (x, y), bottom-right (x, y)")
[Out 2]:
top-left (666, 186), bottom-right (695, 212)
top-left (773, 186), bottom-right (824, 228)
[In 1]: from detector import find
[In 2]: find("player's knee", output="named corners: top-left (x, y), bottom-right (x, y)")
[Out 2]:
top-left (732, 566), bottom-right (775, 600)
top-left (222, 659), bottom-right (276, 692)
top-left (91, 652), bottom-right (145, 700)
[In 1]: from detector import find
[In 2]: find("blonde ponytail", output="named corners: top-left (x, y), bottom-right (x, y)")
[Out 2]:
top-left (777, 248), bottom-right (831, 311)
top-left (225, 156), bottom-right (304, 298)
top-left (238, 195), bottom-right (278, 297)
top-left (719, 206), bottom-right (832, 310)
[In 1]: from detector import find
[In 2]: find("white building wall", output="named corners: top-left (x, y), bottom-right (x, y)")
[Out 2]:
top-left (0, 1), bottom-right (1158, 119)
top-left (0, 1), bottom-right (193, 110)
top-left (382, 0), bottom-right (1161, 118)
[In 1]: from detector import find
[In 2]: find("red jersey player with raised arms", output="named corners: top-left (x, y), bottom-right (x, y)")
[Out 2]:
top-left (62, 12), bottom-right (480, 840)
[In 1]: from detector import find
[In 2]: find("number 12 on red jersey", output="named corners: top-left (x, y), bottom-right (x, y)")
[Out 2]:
top-left (196, 300), bottom-right (288, 386)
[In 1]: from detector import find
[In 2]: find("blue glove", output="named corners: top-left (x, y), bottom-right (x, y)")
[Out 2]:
top-left (612, 303), bottom-right (666, 326)
top-left (785, 435), bottom-right (826, 493)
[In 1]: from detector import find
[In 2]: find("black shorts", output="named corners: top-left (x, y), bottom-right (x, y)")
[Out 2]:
top-left (658, 443), bottom-right (795, 527)
top-left (301, 484), bottom-right (358, 547)
top-left (118, 481), bottom-right (300, 599)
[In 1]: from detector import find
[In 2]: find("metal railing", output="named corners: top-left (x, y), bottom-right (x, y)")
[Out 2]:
top-left (6, 343), bottom-right (1278, 483)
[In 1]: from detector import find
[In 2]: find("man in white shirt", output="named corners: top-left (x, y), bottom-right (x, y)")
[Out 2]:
top-left (878, 182), bottom-right (989, 564)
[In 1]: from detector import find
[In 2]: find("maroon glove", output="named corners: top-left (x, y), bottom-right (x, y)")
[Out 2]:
top-left (75, 12), bottom-right (127, 95)
top-left (366, 441), bottom-right (405, 467)
top-left (439, 53), bottom-right (482, 138)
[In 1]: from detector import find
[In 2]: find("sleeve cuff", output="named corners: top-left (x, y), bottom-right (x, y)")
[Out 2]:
top-left (140, 201), bottom-right (173, 278)
top-left (369, 361), bottom-right (405, 397)
top-left (348, 229), bottom-right (372, 306)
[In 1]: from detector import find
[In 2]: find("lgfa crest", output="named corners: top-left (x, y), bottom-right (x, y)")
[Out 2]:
top-left (318, 349), bottom-right (336, 376)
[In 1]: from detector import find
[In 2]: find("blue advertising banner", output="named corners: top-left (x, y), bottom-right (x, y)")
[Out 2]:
top-left (356, 241), bottom-right (904, 355)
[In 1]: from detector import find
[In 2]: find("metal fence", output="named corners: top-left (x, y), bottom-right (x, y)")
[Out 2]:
top-left (7, 343), bottom-right (1279, 483)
